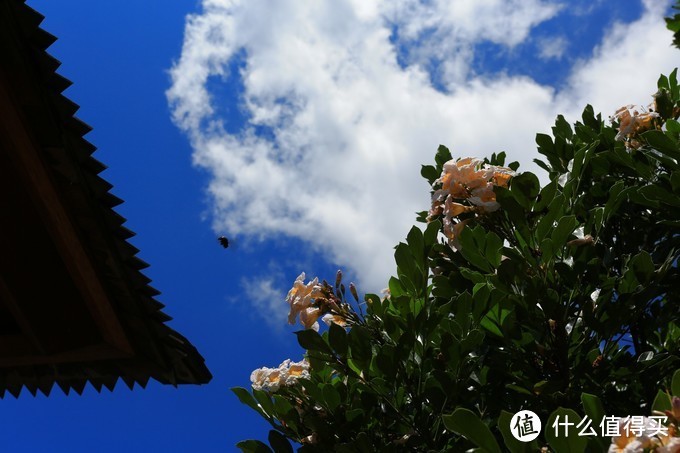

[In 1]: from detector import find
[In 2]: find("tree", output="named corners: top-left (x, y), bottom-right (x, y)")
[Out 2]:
top-left (233, 8), bottom-right (680, 452)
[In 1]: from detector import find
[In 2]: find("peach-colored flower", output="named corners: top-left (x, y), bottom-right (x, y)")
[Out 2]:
top-left (286, 273), bottom-right (322, 325)
top-left (443, 218), bottom-right (470, 250)
top-left (469, 183), bottom-right (501, 212)
top-left (321, 313), bottom-right (347, 327)
top-left (608, 417), bottom-right (657, 453)
top-left (439, 158), bottom-right (486, 194)
top-left (656, 436), bottom-right (680, 453)
top-left (299, 307), bottom-right (321, 331)
top-left (444, 197), bottom-right (470, 217)
top-left (612, 105), bottom-right (659, 142)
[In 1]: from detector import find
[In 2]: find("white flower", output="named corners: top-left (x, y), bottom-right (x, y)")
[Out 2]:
top-left (251, 358), bottom-right (310, 392)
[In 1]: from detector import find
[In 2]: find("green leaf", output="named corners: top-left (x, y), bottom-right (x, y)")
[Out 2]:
top-left (253, 389), bottom-right (275, 417)
top-left (484, 231), bottom-right (503, 268)
top-left (536, 195), bottom-right (565, 242)
top-left (329, 321), bottom-right (348, 356)
top-left (232, 387), bottom-right (269, 418)
top-left (442, 408), bottom-right (501, 453)
top-left (395, 242), bottom-right (420, 292)
top-left (459, 226), bottom-right (495, 273)
top-left (652, 389), bottom-right (672, 413)
top-left (672, 369), bottom-right (680, 396)
top-left (581, 393), bottom-right (608, 451)
top-left (545, 408), bottom-right (588, 453)
top-left (534, 180), bottom-right (558, 212)
top-left (295, 330), bottom-right (332, 354)
top-left (424, 219), bottom-right (441, 247)
top-left (551, 215), bottom-right (578, 249)
top-left (497, 410), bottom-right (536, 453)
top-left (630, 251), bottom-right (655, 285)
top-left (511, 172), bottom-right (541, 209)
top-left (407, 225), bottom-right (426, 270)
top-left (421, 164), bottom-right (439, 184)
top-left (348, 326), bottom-right (373, 364)
top-left (237, 440), bottom-right (274, 453)
top-left (388, 276), bottom-right (405, 297)
top-left (604, 180), bottom-right (625, 221)
top-left (553, 114), bottom-right (574, 141)
top-left (536, 133), bottom-right (554, 154)
top-left (642, 130), bottom-right (680, 159)
top-left (435, 144), bottom-right (453, 168)
top-left (268, 431), bottom-right (293, 453)
top-left (322, 384), bottom-right (341, 412)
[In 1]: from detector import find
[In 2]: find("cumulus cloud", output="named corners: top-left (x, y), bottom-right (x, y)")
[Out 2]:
top-left (167, 0), bottom-right (676, 294)
top-left (239, 276), bottom-right (288, 329)
top-left (562, 0), bottom-right (677, 118)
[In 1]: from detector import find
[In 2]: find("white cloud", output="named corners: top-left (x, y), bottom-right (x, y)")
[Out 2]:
top-left (239, 276), bottom-right (288, 329)
top-left (561, 0), bottom-right (677, 119)
top-left (167, 0), bottom-right (677, 297)
top-left (538, 36), bottom-right (568, 60)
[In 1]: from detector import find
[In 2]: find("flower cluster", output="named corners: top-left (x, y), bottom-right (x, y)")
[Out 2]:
top-left (611, 104), bottom-right (660, 148)
top-left (286, 272), bottom-right (352, 331)
top-left (250, 358), bottom-right (310, 393)
top-left (429, 157), bottom-right (514, 249)
top-left (608, 397), bottom-right (680, 453)
top-left (286, 273), bottom-right (325, 331)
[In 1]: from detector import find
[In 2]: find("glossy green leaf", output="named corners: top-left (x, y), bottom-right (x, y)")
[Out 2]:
top-left (672, 369), bottom-right (680, 397)
top-left (545, 408), bottom-right (587, 453)
top-left (498, 410), bottom-right (537, 453)
top-left (329, 321), bottom-right (348, 356)
top-left (580, 393), bottom-right (608, 450)
top-left (511, 172), bottom-right (541, 208)
top-left (253, 389), bottom-right (275, 417)
top-left (652, 390), bottom-right (672, 413)
top-left (551, 215), bottom-right (578, 249)
top-left (642, 130), bottom-right (680, 159)
top-left (295, 330), bottom-right (332, 354)
top-left (232, 387), bottom-right (269, 419)
top-left (442, 408), bottom-right (501, 453)
top-left (536, 195), bottom-right (565, 241)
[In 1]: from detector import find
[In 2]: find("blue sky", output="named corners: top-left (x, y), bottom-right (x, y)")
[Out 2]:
top-left (3, 0), bottom-right (677, 451)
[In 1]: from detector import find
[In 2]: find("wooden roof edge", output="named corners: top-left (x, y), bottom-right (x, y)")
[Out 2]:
top-left (5, 0), bottom-right (213, 387)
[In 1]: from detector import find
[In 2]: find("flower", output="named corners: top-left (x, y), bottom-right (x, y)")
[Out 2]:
top-left (299, 307), bottom-right (321, 331)
top-left (444, 197), bottom-right (470, 217)
top-left (322, 313), bottom-right (347, 327)
top-left (443, 218), bottom-right (470, 250)
top-left (469, 183), bottom-right (501, 213)
top-left (656, 436), bottom-right (680, 453)
top-left (251, 358), bottom-right (310, 393)
top-left (286, 273), bottom-right (322, 325)
top-left (612, 105), bottom-right (660, 144)
top-left (608, 417), bottom-right (659, 453)
top-left (438, 157), bottom-right (486, 197)
top-left (429, 156), bottom-right (515, 249)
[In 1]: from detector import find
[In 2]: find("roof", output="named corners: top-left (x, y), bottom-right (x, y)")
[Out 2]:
top-left (0, 0), bottom-right (212, 397)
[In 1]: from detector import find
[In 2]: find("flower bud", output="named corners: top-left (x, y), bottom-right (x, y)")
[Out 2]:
top-left (349, 282), bottom-right (359, 302)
